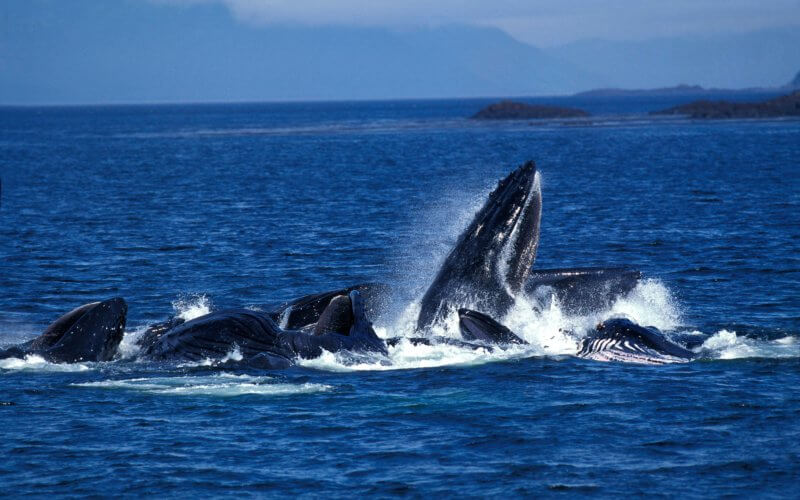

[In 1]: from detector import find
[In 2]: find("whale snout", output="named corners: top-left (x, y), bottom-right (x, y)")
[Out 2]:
top-left (458, 309), bottom-right (527, 345)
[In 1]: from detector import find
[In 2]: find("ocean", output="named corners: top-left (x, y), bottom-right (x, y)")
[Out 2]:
top-left (1, 96), bottom-right (799, 497)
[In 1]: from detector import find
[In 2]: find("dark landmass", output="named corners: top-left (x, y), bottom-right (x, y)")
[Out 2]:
top-left (472, 100), bottom-right (589, 120)
top-left (576, 70), bottom-right (800, 98)
top-left (574, 84), bottom-right (770, 98)
top-left (652, 91), bottom-right (800, 119)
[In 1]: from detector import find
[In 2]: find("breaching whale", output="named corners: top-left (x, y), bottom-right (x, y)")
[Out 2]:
top-left (416, 160), bottom-right (542, 331)
top-left (0, 298), bottom-right (127, 363)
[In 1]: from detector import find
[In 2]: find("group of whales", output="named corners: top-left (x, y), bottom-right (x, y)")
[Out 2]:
top-left (1, 161), bottom-right (698, 366)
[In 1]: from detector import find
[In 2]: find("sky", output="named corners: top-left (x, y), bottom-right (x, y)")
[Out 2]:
top-left (159, 0), bottom-right (800, 46)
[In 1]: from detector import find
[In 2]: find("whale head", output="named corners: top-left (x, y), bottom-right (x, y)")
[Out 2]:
top-left (34, 298), bottom-right (128, 362)
top-left (458, 308), bottom-right (527, 345)
top-left (347, 290), bottom-right (387, 355)
top-left (417, 161), bottom-right (542, 331)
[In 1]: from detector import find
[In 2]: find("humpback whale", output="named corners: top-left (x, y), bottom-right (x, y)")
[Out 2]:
top-left (417, 161), bottom-right (542, 331)
top-left (0, 161), bottom-right (695, 368)
top-left (268, 283), bottom-right (390, 331)
top-left (137, 291), bottom-right (386, 368)
top-left (458, 309), bottom-right (526, 345)
top-left (0, 298), bottom-right (127, 363)
top-left (456, 310), bottom-right (695, 364)
top-left (576, 318), bottom-right (696, 364)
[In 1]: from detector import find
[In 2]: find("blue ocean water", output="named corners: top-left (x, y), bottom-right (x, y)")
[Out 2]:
top-left (1, 97), bottom-right (799, 497)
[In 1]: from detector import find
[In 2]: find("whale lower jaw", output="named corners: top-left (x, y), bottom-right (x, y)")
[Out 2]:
top-left (578, 345), bottom-right (691, 365)
top-left (577, 338), bottom-right (692, 365)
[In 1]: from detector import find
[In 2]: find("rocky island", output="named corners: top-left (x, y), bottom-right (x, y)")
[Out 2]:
top-left (653, 90), bottom-right (800, 119)
top-left (472, 100), bottom-right (589, 120)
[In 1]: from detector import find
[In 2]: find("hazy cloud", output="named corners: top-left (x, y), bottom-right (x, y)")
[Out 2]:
top-left (154, 0), bottom-right (800, 45)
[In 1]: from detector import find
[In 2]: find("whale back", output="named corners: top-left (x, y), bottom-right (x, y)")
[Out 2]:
top-left (270, 283), bottom-right (390, 330)
top-left (526, 267), bottom-right (642, 314)
top-left (140, 309), bottom-right (294, 363)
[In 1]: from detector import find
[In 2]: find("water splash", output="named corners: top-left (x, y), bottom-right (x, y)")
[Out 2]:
top-left (698, 330), bottom-right (799, 359)
top-left (304, 277), bottom-right (682, 372)
top-left (117, 294), bottom-right (215, 360)
top-left (608, 279), bottom-right (682, 331)
top-left (116, 324), bottom-right (147, 359)
top-left (172, 294), bottom-right (212, 321)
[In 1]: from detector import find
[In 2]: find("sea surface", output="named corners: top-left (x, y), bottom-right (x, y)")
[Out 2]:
top-left (1, 96), bottom-right (799, 497)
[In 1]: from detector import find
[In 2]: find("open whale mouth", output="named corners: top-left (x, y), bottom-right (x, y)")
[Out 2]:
top-left (416, 161), bottom-right (542, 331)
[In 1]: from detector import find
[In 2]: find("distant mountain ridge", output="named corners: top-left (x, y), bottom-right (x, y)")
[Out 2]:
top-left (0, 0), bottom-right (592, 104)
top-left (575, 84), bottom-right (728, 97)
top-left (0, 0), bottom-right (798, 104)
top-left (574, 70), bottom-right (800, 98)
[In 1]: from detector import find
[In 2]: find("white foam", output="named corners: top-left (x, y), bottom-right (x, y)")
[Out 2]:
top-left (698, 330), bottom-right (800, 359)
top-left (299, 339), bottom-right (532, 372)
top-left (173, 346), bottom-right (246, 368)
top-left (503, 294), bottom-right (580, 355)
top-left (0, 354), bottom-right (93, 373)
top-left (73, 373), bottom-right (331, 396)
top-left (499, 278), bottom-right (681, 356)
top-left (300, 275), bottom-right (689, 371)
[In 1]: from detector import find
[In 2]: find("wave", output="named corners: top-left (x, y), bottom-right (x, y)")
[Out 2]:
top-left (0, 354), bottom-right (94, 373)
top-left (299, 339), bottom-right (533, 372)
top-left (697, 329), bottom-right (799, 359)
top-left (116, 119), bottom-right (465, 139)
top-left (72, 373), bottom-right (331, 397)
top-left (113, 114), bottom-right (703, 141)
